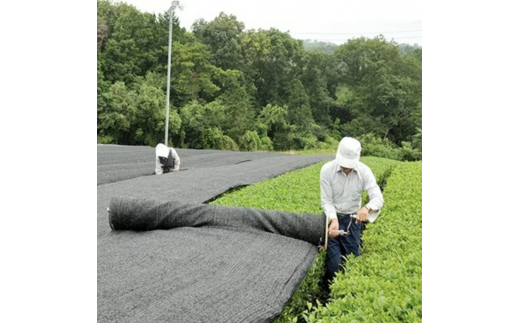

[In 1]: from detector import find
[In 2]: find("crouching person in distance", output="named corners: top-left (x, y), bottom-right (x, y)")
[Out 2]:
top-left (320, 137), bottom-right (384, 294)
top-left (155, 143), bottom-right (180, 175)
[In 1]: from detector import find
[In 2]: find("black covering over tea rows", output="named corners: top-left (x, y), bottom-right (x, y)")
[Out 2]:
top-left (97, 144), bottom-right (331, 323)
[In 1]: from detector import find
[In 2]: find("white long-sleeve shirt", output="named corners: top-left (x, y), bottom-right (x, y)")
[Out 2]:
top-left (320, 160), bottom-right (384, 222)
top-left (155, 148), bottom-right (180, 175)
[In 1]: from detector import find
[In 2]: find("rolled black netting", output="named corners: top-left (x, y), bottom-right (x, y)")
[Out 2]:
top-left (108, 197), bottom-right (325, 246)
top-left (99, 197), bottom-right (326, 323)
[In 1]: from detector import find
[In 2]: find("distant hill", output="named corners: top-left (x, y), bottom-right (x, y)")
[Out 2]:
top-left (303, 39), bottom-right (421, 56)
top-left (398, 43), bottom-right (422, 55)
top-left (302, 40), bottom-right (338, 54)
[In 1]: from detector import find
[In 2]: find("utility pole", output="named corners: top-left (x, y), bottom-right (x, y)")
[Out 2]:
top-left (164, 0), bottom-right (180, 146)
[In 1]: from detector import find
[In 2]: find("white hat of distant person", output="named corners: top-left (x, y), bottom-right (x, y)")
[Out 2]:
top-left (336, 137), bottom-right (361, 169)
top-left (156, 143), bottom-right (169, 158)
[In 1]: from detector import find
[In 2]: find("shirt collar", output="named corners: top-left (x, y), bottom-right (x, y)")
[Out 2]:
top-left (334, 161), bottom-right (358, 174)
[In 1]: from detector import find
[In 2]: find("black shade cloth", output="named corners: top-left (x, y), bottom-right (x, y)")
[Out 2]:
top-left (97, 145), bottom-right (333, 323)
top-left (100, 198), bottom-right (325, 323)
top-left (109, 197), bottom-right (326, 247)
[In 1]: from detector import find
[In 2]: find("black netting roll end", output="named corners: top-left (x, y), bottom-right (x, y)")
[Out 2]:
top-left (108, 197), bottom-right (163, 231)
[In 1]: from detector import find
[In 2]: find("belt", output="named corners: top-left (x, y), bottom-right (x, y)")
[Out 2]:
top-left (337, 213), bottom-right (357, 218)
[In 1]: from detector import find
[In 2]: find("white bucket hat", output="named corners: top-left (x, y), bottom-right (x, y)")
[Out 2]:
top-left (336, 137), bottom-right (361, 168)
top-left (156, 143), bottom-right (169, 158)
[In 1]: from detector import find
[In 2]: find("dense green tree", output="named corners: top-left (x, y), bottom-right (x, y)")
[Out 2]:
top-left (215, 71), bottom-right (256, 144)
top-left (239, 130), bottom-right (262, 151)
top-left (191, 12), bottom-right (253, 127)
top-left (97, 81), bottom-right (138, 143)
top-left (331, 84), bottom-right (354, 126)
top-left (284, 79), bottom-right (313, 126)
top-left (169, 36), bottom-right (223, 106)
top-left (257, 104), bottom-right (288, 140)
top-left (99, 1), bottom-right (180, 86)
top-left (300, 50), bottom-right (339, 126)
top-left (96, 1), bottom-right (421, 159)
top-left (411, 48), bottom-right (422, 64)
top-left (179, 100), bottom-right (228, 148)
top-left (97, 0), bottom-right (123, 51)
top-left (192, 13), bottom-right (245, 72)
top-left (102, 5), bottom-right (153, 84)
top-left (132, 82), bottom-right (180, 147)
top-left (241, 29), bottom-right (305, 110)
top-left (334, 36), bottom-right (422, 144)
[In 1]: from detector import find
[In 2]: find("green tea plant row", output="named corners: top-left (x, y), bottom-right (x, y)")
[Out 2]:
top-left (303, 161), bottom-right (422, 322)
top-left (210, 157), bottom-right (402, 322)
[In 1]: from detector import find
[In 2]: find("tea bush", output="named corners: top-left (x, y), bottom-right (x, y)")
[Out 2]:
top-left (303, 161), bottom-right (422, 322)
top-left (210, 157), bottom-right (404, 322)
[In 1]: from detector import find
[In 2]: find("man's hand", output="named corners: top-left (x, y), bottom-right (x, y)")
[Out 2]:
top-left (328, 218), bottom-right (339, 238)
top-left (356, 207), bottom-right (369, 224)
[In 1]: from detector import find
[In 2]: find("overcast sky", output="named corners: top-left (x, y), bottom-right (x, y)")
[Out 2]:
top-left (117, 0), bottom-right (422, 46)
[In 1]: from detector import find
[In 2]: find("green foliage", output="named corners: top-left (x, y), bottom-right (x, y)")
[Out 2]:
top-left (307, 161), bottom-right (422, 322)
top-left (97, 81), bottom-right (138, 144)
top-left (210, 161), bottom-right (325, 214)
top-left (97, 0), bottom-right (123, 51)
top-left (357, 133), bottom-right (422, 162)
top-left (258, 104), bottom-right (288, 129)
top-left (133, 83), bottom-right (173, 146)
top-left (319, 136), bottom-right (340, 151)
top-left (272, 125), bottom-right (297, 151)
top-left (179, 100), bottom-right (226, 148)
top-left (359, 157), bottom-right (400, 194)
top-left (239, 130), bottom-right (262, 151)
top-left (100, 2), bottom-right (173, 86)
top-left (400, 141), bottom-right (422, 162)
top-left (97, 135), bottom-right (114, 144)
top-left (209, 157), bottom-right (407, 323)
top-left (300, 50), bottom-right (338, 126)
top-left (358, 133), bottom-right (403, 160)
top-left (330, 126), bottom-right (342, 145)
top-left (214, 71), bottom-right (256, 144)
top-left (241, 28), bottom-right (306, 109)
top-left (411, 48), bottom-right (422, 64)
top-left (96, 1), bottom-right (421, 156)
top-left (192, 12), bottom-right (245, 71)
top-left (177, 99), bottom-right (241, 150)
top-left (202, 127), bottom-right (224, 149)
top-left (257, 103), bottom-right (290, 145)
top-left (169, 38), bottom-right (223, 105)
top-left (221, 135), bottom-right (239, 151)
top-left (412, 127), bottom-right (422, 151)
top-left (285, 79), bottom-right (314, 126)
top-left (260, 136), bottom-right (273, 151)
top-left (334, 36), bottom-right (422, 145)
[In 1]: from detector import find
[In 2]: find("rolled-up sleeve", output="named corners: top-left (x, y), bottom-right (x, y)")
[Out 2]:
top-left (363, 169), bottom-right (384, 222)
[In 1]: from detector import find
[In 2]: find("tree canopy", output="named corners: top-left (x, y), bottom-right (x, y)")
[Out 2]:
top-left (97, 0), bottom-right (422, 160)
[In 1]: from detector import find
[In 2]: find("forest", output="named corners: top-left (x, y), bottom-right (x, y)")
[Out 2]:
top-left (97, 0), bottom-right (422, 161)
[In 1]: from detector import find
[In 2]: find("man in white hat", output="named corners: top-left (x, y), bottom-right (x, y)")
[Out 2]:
top-left (320, 137), bottom-right (384, 292)
top-left (155, 143), bottom-right (181, 175)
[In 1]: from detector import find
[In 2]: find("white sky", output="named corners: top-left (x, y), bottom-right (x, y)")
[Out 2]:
top-left (116, 0), bottom-right (422, 46)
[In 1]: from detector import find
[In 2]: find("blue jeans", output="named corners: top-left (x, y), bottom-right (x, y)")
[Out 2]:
top-left (324, 215), bottom-right (362, 285)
